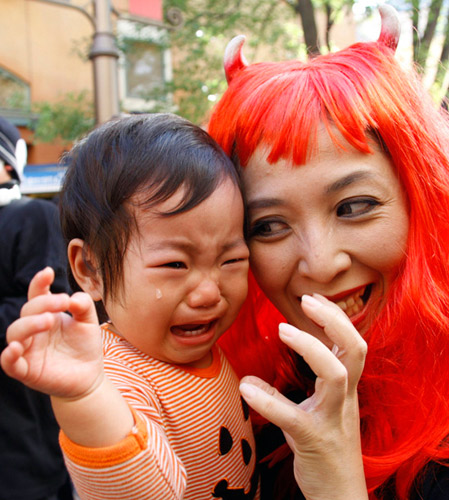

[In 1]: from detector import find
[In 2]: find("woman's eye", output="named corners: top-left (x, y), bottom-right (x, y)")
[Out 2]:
top-left (336, 198), bottom-right (380, 217)
top-left (249, 219), bottom-right (287, 238)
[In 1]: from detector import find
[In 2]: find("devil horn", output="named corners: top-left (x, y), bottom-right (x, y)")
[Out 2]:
top-left (378, 4), bottom-right (400, 51)
top-left (224, 35), bottom-right (249, 84)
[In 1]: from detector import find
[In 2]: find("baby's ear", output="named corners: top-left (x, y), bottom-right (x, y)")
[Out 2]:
top-left (67, 239), bottom-right (103, 301)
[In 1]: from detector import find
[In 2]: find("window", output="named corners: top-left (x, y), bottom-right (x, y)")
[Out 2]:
top-left (0, 67), bottom-right (30, 112)
top-left (125, 40), bottom-right (164, 99)
top-left (118, 19), bottom-right (172, 113)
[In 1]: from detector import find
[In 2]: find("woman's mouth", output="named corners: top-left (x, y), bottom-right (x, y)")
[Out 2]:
top-left (333, 284), bottom-right (373, 318)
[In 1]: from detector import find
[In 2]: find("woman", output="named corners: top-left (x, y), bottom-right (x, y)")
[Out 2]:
top-left (208, 5), bottom-right (449, 499)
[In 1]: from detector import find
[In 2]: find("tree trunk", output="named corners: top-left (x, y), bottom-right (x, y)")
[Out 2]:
top-left (435, 8), bottom-right (449, 92)
top-left (293, 0), bottom-right (321, 56)
top-left (412, 0), bottom-right (421, 63)
top-left (415, 0), bottom-right (444, 70)
top-left (324, 1), bottom-right (334, 52)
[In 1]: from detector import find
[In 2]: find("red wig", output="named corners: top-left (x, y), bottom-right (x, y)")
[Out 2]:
top-left (209, 29), bottom-right (449, 500)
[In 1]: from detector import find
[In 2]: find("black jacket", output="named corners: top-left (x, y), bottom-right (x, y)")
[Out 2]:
top-left (0, 196), bottom-right (72, 500)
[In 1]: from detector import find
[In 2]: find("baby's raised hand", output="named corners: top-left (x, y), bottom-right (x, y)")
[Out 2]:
top-left (1, 267), bottom-right (104, 400)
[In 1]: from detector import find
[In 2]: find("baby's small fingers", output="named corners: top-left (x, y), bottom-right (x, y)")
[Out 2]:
top-left (20, 293), bottom-right (70, 318)
top-left (0, 341), bottom-right (29, 380)
top-left (68, 292), bottom-right (99, 325)
top-left (7, 313), bottom-right (54, 345)
top-left (27, 267), bottom-right (55, 300)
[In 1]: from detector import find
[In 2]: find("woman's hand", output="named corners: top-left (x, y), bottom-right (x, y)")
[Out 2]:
top-left (1, 267), bottom-right (104, 400)
top-left (239, 293), bottom-right (368, 500)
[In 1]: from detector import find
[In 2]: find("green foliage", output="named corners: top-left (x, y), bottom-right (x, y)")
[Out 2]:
top-left (32, 91), bottom-right (94, 144)
top-left (162, 0), bottom-right (302, 124)
top-left (161, 0), bottom-right (449, 113)
top-left (0, 68), bottom-right (30, 111)
top-left (390, 0), bottom-right (449, 103)
top-left (1, 90), bottom-right (29, 111)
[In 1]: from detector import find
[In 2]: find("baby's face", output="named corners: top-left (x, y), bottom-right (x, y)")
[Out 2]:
top-left (104, 178), bottom-right (249, 369)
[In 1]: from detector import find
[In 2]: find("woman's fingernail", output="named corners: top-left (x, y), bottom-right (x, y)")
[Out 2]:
top-left (240, 382), bottom-right (257, 400)
top-left (279, 323), bottom-right (295, 339)
top-left (301, 294), bottom-right (321, 308)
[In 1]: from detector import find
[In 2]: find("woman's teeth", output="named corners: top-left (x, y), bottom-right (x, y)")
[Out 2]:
top-left (336, 287), bottom-right (367, 317)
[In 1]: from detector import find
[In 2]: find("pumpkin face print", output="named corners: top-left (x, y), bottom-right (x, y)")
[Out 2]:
top-left (212, 398), bottom-right (259, 499)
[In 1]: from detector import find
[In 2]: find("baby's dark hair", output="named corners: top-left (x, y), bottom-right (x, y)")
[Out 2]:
top-left (60, 112), bottom-right (243, 303)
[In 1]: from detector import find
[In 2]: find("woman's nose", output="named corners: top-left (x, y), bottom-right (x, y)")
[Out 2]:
top-left (297, 230), bottom-right (351, 283)
top-left (186, 276), bottom-right (221, 308)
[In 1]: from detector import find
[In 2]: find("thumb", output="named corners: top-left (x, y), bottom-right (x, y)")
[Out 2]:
top-left (28, 267), bottom-right (55, 300)
top-left (240, 376), bottom-right (301, 433)
top-left (68, 292), bottom-right (100, 325)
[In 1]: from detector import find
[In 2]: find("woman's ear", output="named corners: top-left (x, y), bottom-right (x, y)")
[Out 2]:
top-left (67, 238), bottom-right (103, 301)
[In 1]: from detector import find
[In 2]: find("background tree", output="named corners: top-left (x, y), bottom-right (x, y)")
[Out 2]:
top-left (352, 0), bottom-right (449, 103)
top-left (162, 0), bottom-right (449, 123)
top-left (161, 0), bottom-right (303, 124)
top-left (27, 1), bottom-right (449, 141)
top-left (32, 91), bottom-right (94, 145)
top-left (160, 0), bottom-right (366, 124)
top-left (407, 0), bottom-right (449, 102)
top-left (283, 0), bottom-right (320, 54)
top-left (282, 0), bottom-right (353, 55)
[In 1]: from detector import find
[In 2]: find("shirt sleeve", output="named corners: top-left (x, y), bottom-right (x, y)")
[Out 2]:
top-left (59, 407), bottom-right (187, 500)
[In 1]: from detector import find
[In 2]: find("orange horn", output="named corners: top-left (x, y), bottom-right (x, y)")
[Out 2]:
top-left (224, 35), bottom-right (249, 84)
top-left (378, 4), bottom-right (401, 51)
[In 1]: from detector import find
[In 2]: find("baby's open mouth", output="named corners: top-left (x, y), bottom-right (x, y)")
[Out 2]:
top-left (171, 321), bottom-right (216, 337)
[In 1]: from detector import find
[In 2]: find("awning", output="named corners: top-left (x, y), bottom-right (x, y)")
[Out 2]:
top-left (20, 163), bottom-right (67, 195)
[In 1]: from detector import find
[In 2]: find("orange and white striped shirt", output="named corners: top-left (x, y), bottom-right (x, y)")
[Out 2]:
top-left (60, 325), bottom-right (260, 500)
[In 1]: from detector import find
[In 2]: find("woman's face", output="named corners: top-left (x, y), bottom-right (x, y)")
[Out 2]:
top-left (243, 127), bottom-right (409, 345)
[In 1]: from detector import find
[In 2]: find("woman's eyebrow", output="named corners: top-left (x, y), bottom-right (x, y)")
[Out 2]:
top-left (326, 171), bottom-right (373, 194)
top-left (247, 197), bottom-right (286, 211)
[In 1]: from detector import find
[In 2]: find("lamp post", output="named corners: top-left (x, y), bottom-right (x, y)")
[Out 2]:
top-left (30, 0), bottom-right (120, 124)
top-left (89, 0), bottom-right (120, 124)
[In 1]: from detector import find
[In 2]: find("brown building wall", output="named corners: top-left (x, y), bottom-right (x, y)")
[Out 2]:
top-left (1, 1), bottom-right (353, 169)
top-left (0, 0), bottom-right (95, 164)
top-left (0, 0), bottom-right (163, 167)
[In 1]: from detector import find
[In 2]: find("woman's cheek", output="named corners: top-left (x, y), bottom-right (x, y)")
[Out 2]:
top-left (249, 242), bottom-right (289, 296)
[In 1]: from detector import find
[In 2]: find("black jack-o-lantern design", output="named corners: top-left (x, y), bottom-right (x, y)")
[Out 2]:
top-left (212, 397), bottom-right (259, 499)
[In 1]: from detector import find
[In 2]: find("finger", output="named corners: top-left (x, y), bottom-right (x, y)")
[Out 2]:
top-left (242, 375), bottom-right (299, 404)
top-left (20, 292), bottom-right (71, 318)
top-left (301, 294), bottom-right (367, 391)
top-left (27, 267), bottom-right (55, 300)
top-left (68, 292), bottom-right (99, 325)
top-left (7, 312), bottom-right (55, 345)
top-left (0, 341), bottom-right (30, 381)
top-left (239, 377), bottom-right (308, 436)
top-left (279, 323), bottom-right (348, 412)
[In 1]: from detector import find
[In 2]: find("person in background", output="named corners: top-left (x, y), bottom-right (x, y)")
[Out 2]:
top-left (208, 4), bottom-right (449, 499)
top-left (0, 116), bottom-right (73, 500)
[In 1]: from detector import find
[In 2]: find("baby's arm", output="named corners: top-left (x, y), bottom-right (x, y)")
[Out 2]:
top-left (1, 267), bottom-right (134, 447)
top-left (2, 267), bottom-right (187, 499)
